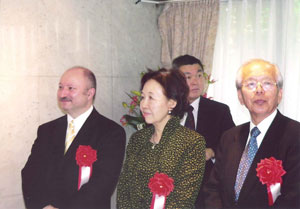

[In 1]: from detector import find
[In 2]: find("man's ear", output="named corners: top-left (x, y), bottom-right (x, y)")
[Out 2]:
top-left (237, 90), bottom-right (245, 105)
top-left (88, 88), bottom-right (96, 100)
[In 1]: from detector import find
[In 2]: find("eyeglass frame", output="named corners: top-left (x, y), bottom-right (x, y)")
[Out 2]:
top-left (241, 80), bottom-right (278, 91)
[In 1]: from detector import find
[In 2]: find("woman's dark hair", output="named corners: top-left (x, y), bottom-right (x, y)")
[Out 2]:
top-left (140, 68), bottom-right (189, 118)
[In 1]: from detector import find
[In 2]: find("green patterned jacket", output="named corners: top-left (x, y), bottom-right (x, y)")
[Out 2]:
top-left (117, 116), bottom-right (206, 209)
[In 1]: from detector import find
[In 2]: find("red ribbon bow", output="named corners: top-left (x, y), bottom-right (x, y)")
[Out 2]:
top-left (75, 145), bottom-right (97, 190)
top-left (256, 157), bottom-right (286, 206)
top-left (148, 172), bottom-right (174, 209)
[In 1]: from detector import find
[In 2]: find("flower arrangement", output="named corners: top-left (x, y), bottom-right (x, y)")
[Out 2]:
top-left (120, 71), bottom-right (216, 130)
top-left (120, 90), bottom-right (146, 130)
top-left (203, 72), bottom-right (216, 99)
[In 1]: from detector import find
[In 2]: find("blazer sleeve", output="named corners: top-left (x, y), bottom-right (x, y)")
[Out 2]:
top-left (116, 134), bottom-right (136, 209)
top-left (21, 125), bottom-right (53, 209)
top-left (67, 125), bottom-right (126, 209)
top-left (204, 133), bottom-right (227, 209)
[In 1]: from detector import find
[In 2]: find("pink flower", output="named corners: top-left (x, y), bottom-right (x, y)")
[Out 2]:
top-left (120, 116), bottom-right (128, 126)
top-left (130, 96), bottom-right (139, 106)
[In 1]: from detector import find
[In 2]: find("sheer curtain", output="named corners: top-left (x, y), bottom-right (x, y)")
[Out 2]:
top-left (208, 0), bottom-right (300, 125)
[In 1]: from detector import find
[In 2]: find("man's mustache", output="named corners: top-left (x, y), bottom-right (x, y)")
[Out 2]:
top-left (59, 97), bottom-right (71, 102)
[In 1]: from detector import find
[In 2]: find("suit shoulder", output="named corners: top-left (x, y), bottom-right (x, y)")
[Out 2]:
top-left (130, 126), bottom-right (152, 142)
top-left (93, 110), bottom-right (125, 131)
top-left (277, 114), bottom-right (300, 139)
top-left (175, 125), bottom-right (206, 145)
top-left (201, 96), bottom-right (230, 110)
top-left (281, 114), bottom-right (300, 128)
top-left (222, 122), bottom-right (248, 136)
top-left (38, 115), bottom-right (66, 129)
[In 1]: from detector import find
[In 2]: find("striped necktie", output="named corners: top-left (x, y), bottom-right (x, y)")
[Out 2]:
top-left (64, 120), bottom-right (76, 154)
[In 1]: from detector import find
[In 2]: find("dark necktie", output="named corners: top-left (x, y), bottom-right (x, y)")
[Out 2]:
top-left (234, 127), bottom-right (261, 201)
top-left (185, 105), bottom-right (195, 131)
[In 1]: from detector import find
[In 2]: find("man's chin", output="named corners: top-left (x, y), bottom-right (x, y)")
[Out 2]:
top-left (188, 95), bottom-right (201, 103)
top-left (58, 105), bottom-right (70, 113)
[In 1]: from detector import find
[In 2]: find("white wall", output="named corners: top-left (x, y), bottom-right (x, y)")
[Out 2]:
top-left (0, 1), bottom-right (161, 208)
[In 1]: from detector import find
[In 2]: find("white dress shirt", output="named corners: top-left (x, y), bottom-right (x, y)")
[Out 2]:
top-left (65, 105), bottom-right (94, 142)
top-left (246, 109), bottom-right (278, 149)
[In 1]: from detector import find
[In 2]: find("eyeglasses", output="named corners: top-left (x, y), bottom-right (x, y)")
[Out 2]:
top-left (242, 81), bottom-right (277, 91)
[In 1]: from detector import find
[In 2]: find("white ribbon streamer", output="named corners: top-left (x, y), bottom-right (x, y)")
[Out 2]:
top-left (79, 166), bottom-right (91, 189)
top-left (153, 194), bottom-right (165, 209)
top-left (270, 183), bottom-right (281, 202)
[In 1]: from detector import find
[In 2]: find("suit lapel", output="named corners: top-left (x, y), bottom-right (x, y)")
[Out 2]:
top-left (52, 116), bottom-right (68, 159)
top-left (238, 112), bottom-right (284, 201)
top-left (196, 97), bottom-right (208, 133)
top-left (227, 124), bottom-right (250, 199)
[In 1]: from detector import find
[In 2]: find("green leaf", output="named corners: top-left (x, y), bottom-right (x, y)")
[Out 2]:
top-left (131, 90), bottom-right (141, 96)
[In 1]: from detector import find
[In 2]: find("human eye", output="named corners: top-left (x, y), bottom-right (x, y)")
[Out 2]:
top-left (68, 86), bottom-right (76, 91)
top-left (245, 81), bottom-right (256, 90)
top-left (262, 81), bottom-right (274, 90)
top-left (58, 84), bottom-right (63, 90)
top-left (197, 73), bottom-right (203, 78)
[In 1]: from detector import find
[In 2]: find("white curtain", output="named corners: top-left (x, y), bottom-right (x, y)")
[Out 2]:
top-left (208, 0), bottom-right (300, 125)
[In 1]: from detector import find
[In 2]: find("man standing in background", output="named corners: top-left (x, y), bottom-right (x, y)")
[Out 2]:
top-left (22, 66), bottom-right (126, 209)
top-left (172, 54), bottom-right (235, 208)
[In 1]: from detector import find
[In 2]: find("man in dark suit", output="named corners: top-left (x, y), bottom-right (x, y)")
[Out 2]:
top-left (172, 55), bottom-right (235, 208)
top-left (22, 66), bottom-right (126, 209)
top-left (204, 59), bottom-right (300, 208)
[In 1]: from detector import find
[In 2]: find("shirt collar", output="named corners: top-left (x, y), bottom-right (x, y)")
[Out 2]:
top-left (190, 96), bottom-right (200, 112)
top-left (67, 106), bottom-right (94, 133)
top-left (249, 109), bottom-right (277, 147)
top-left (180, 97), bottom-right (201, 126)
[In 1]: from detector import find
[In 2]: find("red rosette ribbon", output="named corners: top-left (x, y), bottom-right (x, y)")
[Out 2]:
top-left (256, 157), bottom-right (286, 206)
top-left (148, 172), bottom-right (174, 209)
top-left (75, 145), bottom-right (97, 190)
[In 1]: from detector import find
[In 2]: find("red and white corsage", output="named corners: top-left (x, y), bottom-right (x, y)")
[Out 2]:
top-left (75, 145), bottom-right (97, 190)
top-left (256, 157), bottom-right (286, 206)
top-left (148, 172), bottom-right (174, 209)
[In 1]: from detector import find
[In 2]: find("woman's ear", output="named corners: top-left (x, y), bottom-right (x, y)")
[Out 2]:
top-left (168, 99), bottom-right (177, 109)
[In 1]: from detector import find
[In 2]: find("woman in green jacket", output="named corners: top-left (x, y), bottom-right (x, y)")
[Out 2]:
top-left (117, 68), bottom-right (206, 209)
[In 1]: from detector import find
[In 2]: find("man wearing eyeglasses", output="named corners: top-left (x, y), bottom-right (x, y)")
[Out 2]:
top-left (204, 59), bottom-right (300, 209)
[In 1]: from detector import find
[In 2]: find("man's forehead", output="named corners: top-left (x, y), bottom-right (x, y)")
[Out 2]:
top-left (242, 63), bottom-right (276, 78)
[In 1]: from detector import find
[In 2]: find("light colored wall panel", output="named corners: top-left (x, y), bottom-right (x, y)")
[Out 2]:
top-left (0, 0), bottom-right (161, 208)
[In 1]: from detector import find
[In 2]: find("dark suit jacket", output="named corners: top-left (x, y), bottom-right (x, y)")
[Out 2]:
top-left (22, 108), bottom-right (126, 209)
top-left (195, 96), bottom-right (235, 208)
top-left (204, 111), bottom-right (300, 209)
